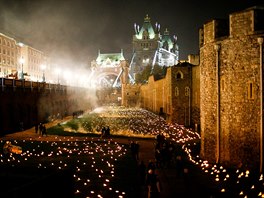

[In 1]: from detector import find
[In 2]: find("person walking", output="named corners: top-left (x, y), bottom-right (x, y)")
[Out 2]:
top-left (35, 123), bottom-right (39, 134)
top-left (134, 141), bottom-right (140, 160)
top-left (41, 124), bottom-right (47, 136)
top-left (138, 160), bottom-right (146, 186)
top-left (146, 169), bottom-right (161, 198)
top-left (39, 123), bottom-right (43, 135)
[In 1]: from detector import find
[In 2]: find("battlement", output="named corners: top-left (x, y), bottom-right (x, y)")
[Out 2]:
top-left (230, 7), bottom-right (264, 37)
top-left (200, 6), bottom-right (264, 47)
top-left (200, 19), bottom-right (229, 46)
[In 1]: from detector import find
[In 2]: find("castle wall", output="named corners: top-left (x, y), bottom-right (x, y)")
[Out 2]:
top-left (137, 64), bottom-right (198, 127)
top-left (0, 82), bottom-right (93, 135)
top-left (200, 7), bottom-right (264, 169)
top-left (121, 83), bottom-right (141, 107)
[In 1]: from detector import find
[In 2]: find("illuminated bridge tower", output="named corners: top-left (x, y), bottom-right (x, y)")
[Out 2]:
top-left (90, 49), bottom-right (129, 88)
top-left (130, 14), bottom-right (179, 81)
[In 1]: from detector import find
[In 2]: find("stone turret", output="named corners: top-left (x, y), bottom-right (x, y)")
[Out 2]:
top-left (200, 6), bottom-right (264, 169)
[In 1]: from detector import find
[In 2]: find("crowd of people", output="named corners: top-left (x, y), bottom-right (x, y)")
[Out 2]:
top-left (131, 133), bottom-right (188, 198)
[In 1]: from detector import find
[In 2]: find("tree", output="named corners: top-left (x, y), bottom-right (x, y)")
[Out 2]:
top-left (135, 65), bottom-right (152, 84)
top-left (135, 64), bottom-right (167, 83)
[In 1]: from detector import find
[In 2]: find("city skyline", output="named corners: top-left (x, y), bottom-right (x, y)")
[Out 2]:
top-left (0, 0), bottom-right (262, 70)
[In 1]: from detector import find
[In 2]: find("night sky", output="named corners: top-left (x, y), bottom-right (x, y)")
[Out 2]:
top-left (0, 0), bottom-right (262, 70)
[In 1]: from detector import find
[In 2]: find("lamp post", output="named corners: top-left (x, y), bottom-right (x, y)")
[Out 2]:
top-left (41, 64), bottom-right (46, 82)
top-left (20, 57), bottom-right (25, 80)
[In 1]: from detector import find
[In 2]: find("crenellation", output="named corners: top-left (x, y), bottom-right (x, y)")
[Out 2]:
top-left (230, 9), bottom-right (255, 37)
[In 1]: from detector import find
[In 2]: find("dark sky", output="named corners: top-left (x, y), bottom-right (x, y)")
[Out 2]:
top-left (0, 0), bottom-right (262, 70)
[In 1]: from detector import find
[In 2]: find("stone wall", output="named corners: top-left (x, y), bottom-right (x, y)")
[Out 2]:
top-left (0, 84), bottom-right (93, 135)
top-left (121, 83), bottom-right (141, 107)
top-left (200, 6), bottom-right (264, 169)
top-left (136, 62), bottom-right (199, 128)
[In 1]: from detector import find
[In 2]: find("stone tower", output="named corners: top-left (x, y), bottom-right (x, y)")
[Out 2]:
top-left (200, 6), bottom-right (264, 170)
top-left (130, 15), bottom-right (179, 80)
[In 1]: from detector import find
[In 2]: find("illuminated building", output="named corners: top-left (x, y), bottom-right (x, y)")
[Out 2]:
top-left (18, 42), bottom-right (49, 82)
top-left (0, 33), bottom-right (19, 78)
top-left (130, 14), bottom-right (179, 81)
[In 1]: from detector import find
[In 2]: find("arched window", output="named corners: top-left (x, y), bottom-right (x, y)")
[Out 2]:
top-left (176, 71), bottom-right (183, 79)
top-left (143, 30), bottom-right (149, 40)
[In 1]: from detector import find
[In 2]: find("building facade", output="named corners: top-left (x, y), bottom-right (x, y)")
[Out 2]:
top-left (0, 32), bottom-right (50, 82)
top-left (0, 33), bottom-right (20, 78)
top-left (19, 43), bottom-right (49, 82)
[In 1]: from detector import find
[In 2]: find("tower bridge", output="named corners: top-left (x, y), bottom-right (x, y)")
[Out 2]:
top-left (90, 14), bottom-right (179, 87)
top-left (90, 50), bottom-right (130, 88)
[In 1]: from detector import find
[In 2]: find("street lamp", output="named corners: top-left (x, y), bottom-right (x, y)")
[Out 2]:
top-left (41, 64), bottom-right (46, 82)
top-left (20, 56), bottom-right (25, 80)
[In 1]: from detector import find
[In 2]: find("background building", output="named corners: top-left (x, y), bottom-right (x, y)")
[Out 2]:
top-left (19, 42), bottom-right (49, 82)
top-left (130, 15), bottom-right (179, 81)
top-left (0, 32), bottom-right (50, 82)
top-left (0, 33), bottom-right (19, 78)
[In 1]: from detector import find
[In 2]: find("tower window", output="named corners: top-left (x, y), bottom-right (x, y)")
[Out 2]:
top-left (175, 87), bottom-right (179, 96)
top-left (185, 87), bottom-right (190, 96)
top-left (221, 78), bottom-right (225, 91)
top-left (247, 81), bottom-right (254, 100)
top-left (176, 71), bottom-right (183, 79)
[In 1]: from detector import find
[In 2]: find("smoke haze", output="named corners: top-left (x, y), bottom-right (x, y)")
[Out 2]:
top-left (0, 0), bottom-right (261, 71)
